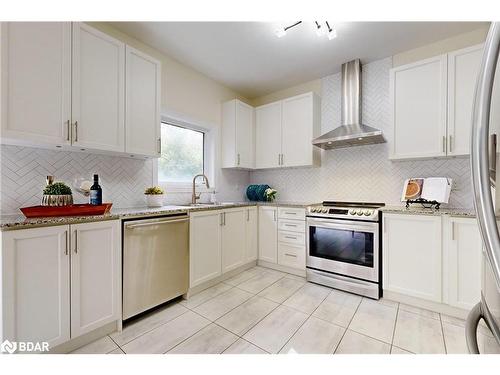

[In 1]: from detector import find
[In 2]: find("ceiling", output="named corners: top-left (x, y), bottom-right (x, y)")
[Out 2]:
top-left (112, 22), bottom-right (487, 98)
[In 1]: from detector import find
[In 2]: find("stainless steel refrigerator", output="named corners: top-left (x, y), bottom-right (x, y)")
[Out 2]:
top-left (467, 22), bottom-right (500, 353)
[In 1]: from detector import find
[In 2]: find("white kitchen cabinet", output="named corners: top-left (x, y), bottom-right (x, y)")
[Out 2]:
top-left (383, 213), bottom-right (442, 302)
top-left (255, 102), bottom-right (282, 169)
top-left (221, 208), bottom-right (247, 273)
top-left (125, 45), bottom-right (161, 157)
top-left (1, 221), bottom-right (121, 350)
top-left (281, 93), bottom-right (321, 168)
top-left (390, 55), bottom-right (448, 159)
top-left (222, 99), bottom-right (255, 169)
top-left (278, 242), bottom-right (306, 270)
top-left (245, 207), bottom-right (258, 262)
top-left (70, 220), bottom-right (121, 338)
top-left (443, 217), bottom-right (482, 310)
top-left (71, 22), bottom-right (125, 152)
top-left (189, 210), bottom-right (222, 287)
top-left (1, 22), bottom-right (72, 147)
top-left (255, 93), bottom-right (321, 169)
top-left (258, 206), bottom-right (278, 263)
top-left (1, 226), bottom-right (70, 349)
top-left (447, 44), bottom-right (484, 156)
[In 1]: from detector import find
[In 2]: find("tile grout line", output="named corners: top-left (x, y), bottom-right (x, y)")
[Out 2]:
top-left (438, 313), bottom-right (448, 354)
top-left (276, 288), bottom-right (332, 354)
top-left (390, 301), bottom-right (400, 347)
top-left (333, 296), bottom-right (363, 354)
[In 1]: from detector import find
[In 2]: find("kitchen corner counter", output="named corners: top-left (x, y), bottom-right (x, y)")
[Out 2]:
top-left (380, 205), bottom-right (476, 218)
top-left (0, 201), bottom-right (316, 231)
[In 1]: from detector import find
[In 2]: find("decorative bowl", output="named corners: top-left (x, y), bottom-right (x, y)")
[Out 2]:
top-left (41, 194), bottom-right (73, 206)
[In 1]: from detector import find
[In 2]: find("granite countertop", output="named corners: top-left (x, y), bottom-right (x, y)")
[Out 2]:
top-left (380, 205), bottom-right (476, 218)
top-left (0, 201), bottom-right (317, 231)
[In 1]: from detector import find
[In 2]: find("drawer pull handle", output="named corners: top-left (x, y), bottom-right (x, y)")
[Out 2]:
top-left (285, 212), bottom-right (297, 215)
top-left (284, 235), bottom-right (297, 240)
top-left (284, 224), bottom-right (297, 227)
top-left (285, 253), bottom-right (297, 258)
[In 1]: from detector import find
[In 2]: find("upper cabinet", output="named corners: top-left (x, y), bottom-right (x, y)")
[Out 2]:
top-left (390, 44), bottom-right (484, 160)
top-left (255, 92), bottom-right (321, 169)
top-left (222, 99), bottom-right (255, 169)
top-left (125, 46), bottom-right (161, 157)
top-left (1, 22), bottom-right (72, 146)
top-left (447, 44), bottom-right (484, 156)
top-left (72, 23), bottom-right (125, 153)
top-left (0, 22), bottom-right (161, 158)
top-left (390, 55), bottom-right (448, 159)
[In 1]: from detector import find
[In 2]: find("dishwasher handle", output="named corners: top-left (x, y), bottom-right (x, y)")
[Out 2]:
top-left (125, 216), bottom-right (189, 229)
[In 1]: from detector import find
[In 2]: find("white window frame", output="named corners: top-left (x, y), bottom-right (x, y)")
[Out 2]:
top-left (153, 112), bottom-right (216, 193)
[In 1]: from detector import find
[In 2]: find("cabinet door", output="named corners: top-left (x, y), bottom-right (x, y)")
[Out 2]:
top-left (190, 211), bottom-right (222, 287)
top-left (390, 55), bottom-right (447, 159)
top-left (72, 23), bottom-right (125, 152)
top-left (1, 226), bottom-right (70, 349)
top-left (255, 102), bottom-right (282, 169)
top-left (444, 217), bottom-right (482, 310)
top-left (236, 101), bottom-right (255, 169)
top-left (383, 214), bottom-right (442, 302)
top-left (245, 207), bottom-right (258, 262)
top-left (258, 207), bottom-right (278, 263)
top-left (447, 44), bottom-right (484, 156)
top-left (281, 93), bottom-right (319, 167)
top-left (221, 208), bottom-right (247, 273)
top-left (70, 220), bottom-right (121, 338)
top-left (125, 45), bottom-right (161, 157)
top-left (1, 22), bottom-right (71, 146)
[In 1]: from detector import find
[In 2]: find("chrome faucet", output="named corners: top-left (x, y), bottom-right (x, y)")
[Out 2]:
top-left (192, 174), bottom-right (210, 204)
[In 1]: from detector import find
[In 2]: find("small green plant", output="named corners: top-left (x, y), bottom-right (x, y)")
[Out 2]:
top-left (144, 186), bottom-right (164, 195)
top-left (43, 182), bottom-right (72, 195)
top-left (264, 188), bottom-right (277, 202)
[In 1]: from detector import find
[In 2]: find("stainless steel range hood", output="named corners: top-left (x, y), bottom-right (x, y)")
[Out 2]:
top-left (312, 59), bottom-right (386, 150)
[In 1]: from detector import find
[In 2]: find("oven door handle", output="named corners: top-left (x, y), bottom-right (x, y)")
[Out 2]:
top-left (307, 217), bottom-right (378, 232)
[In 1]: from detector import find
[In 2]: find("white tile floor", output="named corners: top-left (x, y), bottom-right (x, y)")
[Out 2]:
top-left (71, 266), bottom-right (500, 354)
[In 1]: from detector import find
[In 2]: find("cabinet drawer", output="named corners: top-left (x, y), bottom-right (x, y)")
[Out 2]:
top-left (278, 243), bottom-right (306, 270)
top-left (278, 219), bottom-right (305, 233)
top-left (278, 230), bottom-right (305, 245)
top-left (278, 207), bottom-right (305, 221)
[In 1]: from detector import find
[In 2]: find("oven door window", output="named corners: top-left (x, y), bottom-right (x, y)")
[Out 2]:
top-left (309, 226), bottom-right (374, 267)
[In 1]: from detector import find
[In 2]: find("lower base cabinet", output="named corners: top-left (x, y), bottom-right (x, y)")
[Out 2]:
top-left (258, 206), bottom-right (278, 263)
top-left (0, 220), bottom-right (121, 351)
top-left (383, 213), bottom-right (482, 310)
top-left (190, 206), bottom-right (258, 288)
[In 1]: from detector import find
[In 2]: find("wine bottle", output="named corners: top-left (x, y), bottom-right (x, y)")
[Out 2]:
top-left (89, 174), bottom-right (102, 205)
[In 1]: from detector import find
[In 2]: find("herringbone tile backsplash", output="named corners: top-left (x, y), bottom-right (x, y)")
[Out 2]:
top-left (250, 57), bottom-right (474, 209)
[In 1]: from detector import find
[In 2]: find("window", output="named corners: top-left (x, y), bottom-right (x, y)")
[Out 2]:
top-left (158, 122), bottom-right (204, 183)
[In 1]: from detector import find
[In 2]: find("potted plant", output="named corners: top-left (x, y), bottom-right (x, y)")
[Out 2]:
top-left (144, 186), bottom-right (165, 207)
top-left (264, 188), bottom-right (278, 202)
top-left (42, 182), bottom-right (74, 206)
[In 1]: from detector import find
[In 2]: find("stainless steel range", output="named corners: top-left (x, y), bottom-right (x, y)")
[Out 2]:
top-left (306, 201), bottom-right (385, 299)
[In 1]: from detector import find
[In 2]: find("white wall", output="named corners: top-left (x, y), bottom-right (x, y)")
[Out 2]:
top-left (250, 57), bottom-right (473, 208)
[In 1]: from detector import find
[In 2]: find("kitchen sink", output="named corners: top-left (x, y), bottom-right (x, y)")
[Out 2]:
top-left (181, 202), bottom-right (235, 207)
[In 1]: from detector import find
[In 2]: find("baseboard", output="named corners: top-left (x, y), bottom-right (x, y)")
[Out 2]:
top-left (186, 260), bottom-right (257, 298)
top-left (257, 260), bottom-right (306, 277)
top-left (49, 320), bottom-right (120, 354)
top-left (383, 290), bottom-right (469, 319)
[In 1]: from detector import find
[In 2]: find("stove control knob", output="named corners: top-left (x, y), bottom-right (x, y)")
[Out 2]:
top-left (349, 209), bottom-right (356, 215)
top-left (363, 209), bottom-right (372, 216)
top-left (356, 210), bottom-right (363, 216)
top-left (321, 208), bottom-right (328, 213)
top-left (310, 207), bottom-right (317, 213)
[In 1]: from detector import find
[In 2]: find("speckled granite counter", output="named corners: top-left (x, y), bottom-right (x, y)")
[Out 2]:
top-left (0, 201), bottom-right (317, 231)
top-left (380, 205), bottom-right (476, 218)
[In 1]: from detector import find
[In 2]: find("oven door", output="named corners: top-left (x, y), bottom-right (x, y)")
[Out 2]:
top-left (306, 217), bottom-right (379, 282)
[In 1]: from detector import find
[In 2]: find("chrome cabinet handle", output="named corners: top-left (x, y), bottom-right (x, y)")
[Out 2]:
top-left (65, 230), bottom-right (68, 255)
top-left (442, 136), bottom-right (446, 153)
top-left (281, 154), bottom-right (284, 166)
top-left (157, 138), bottom-right (161, 154)
top-left (223, 212), bottom-right (226, 226)
top-left (285, 212), bottom-right (297, 215)
top-left (220, 213), bottom-right (223, 226)
top-left (470, 22), bottom-right (500, 290)
top-left (451, 222), bottom-right (455, 240)
top-left (284, 235), bottom-right (297, 240)
top-left (273, 210), bottom-right (276, 221)
top-left (74, 230), bottom-right (78, 254)
top-left (284, 223), bottom-right (297, 227)
top-left (74, 121), bottom-right (78, 142)
top-left (66, 120), bottom-right (71, 141)
top-left (449, 135), bottom-right (453, 153)
top-left (237, 154), bottom-right (240, 166)
top-left (126, 218), bottom-right (189, 229)
top-left (284, 253), bottom-right (297, 258)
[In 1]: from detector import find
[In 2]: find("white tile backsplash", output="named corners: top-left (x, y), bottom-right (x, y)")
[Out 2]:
top-left (250, 57), bottom-right (473, 209)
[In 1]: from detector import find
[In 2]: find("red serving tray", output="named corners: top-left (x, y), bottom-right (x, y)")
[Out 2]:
top-left (20, 203), bottom-right (113, 218)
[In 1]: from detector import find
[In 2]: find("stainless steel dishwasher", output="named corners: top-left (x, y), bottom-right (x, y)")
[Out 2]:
top-left (123, 214), bottom-right (189, 320)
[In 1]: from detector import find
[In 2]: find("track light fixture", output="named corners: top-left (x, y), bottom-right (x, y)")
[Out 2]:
top-left (275, 21), bottom-right (337, 40)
